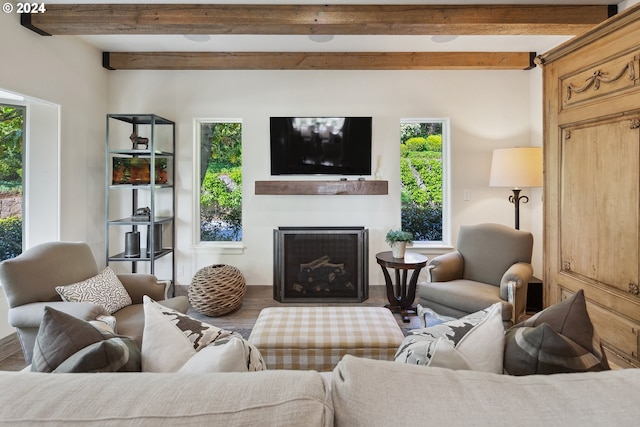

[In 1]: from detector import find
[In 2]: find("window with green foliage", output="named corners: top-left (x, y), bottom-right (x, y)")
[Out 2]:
top-left (400, 119), bottom-right (449, 243)
top-left (0, 104), bottom-right (25, 260)
top-left (198, 120), bottom-right (242, 242)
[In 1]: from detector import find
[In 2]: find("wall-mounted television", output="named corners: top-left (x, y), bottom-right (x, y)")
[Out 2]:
top-left (270, 117), bottom-right (372, 175)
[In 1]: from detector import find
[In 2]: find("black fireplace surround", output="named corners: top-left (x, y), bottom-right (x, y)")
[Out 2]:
top-left (273, 227), bottom-right (369, 303)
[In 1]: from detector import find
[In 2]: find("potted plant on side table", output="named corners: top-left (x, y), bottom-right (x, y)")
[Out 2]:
top-left (385, 229), bottom-right (414, 258)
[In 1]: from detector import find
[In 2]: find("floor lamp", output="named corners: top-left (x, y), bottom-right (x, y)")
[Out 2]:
top-left (489, 147), bottom-right (543, 230)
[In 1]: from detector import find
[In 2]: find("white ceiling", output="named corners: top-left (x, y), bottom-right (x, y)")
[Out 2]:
top-left (42, 0), bottom-right (626, 55)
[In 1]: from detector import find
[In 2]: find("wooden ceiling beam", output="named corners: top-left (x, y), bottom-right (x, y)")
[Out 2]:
top-left (23, 4), bottom-right (616, 36)
top-left (103, 51), bottom-right (536, 71)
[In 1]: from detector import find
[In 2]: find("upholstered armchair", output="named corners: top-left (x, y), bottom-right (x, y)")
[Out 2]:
top-left (0, 241), bottom-right (188, 363)
top-left (416, 223), bottom-right (534, 327)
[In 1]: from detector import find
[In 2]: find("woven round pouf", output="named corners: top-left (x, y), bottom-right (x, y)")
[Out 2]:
top-left (189, 264), bottom-right (246, 316)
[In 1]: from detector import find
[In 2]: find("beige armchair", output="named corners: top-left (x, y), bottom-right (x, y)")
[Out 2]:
top-left (0, 241), bottom-right (188, 363)
top-left (416, 223), bottom-right (533, 327)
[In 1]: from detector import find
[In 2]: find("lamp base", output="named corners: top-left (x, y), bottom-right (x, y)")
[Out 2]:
top-left (508, 189), bottom-right (529, 230)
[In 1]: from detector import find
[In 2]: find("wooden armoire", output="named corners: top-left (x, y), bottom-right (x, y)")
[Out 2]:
top-left (538, 3), bottom-right (640, 368)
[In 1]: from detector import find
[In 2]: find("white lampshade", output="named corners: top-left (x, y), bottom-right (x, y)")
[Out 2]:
top-left (489, 147), bottom-right (542, 189)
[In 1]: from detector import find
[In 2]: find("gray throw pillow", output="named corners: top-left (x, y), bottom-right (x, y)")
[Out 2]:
top-left (31, 306), bottom-right (140, 373)
top-left (503, 289), bottom-right (609, 375)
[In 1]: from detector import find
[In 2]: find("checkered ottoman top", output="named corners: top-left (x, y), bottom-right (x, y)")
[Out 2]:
top-left (248, 306), bottom-right (404, 371)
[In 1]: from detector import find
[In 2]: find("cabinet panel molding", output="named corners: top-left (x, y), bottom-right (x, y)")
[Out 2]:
top-left (561, 51), bottom-right (639, 109)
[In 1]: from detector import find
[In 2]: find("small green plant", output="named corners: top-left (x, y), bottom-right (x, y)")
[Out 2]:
top-left (0, 216), bottom-right (22, 261)
top-left (385, 229), bottom-right (414, 244)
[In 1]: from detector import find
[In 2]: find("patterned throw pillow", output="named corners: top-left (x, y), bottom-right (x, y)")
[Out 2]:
top-left (394, 303), bottom-right (504, 373)
top-left (55, 267), bottom-right (132, 314)
top-left (31, 306), bottom-right (140, 373)
top-left (503, 289), bottom-right (610, 375)
top-left (416, 304), bottom-right (456, 328)
top-left (141, 296), bottom-right (266, 373)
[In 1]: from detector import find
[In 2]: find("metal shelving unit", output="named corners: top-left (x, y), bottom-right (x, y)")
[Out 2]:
top-left (105, 114), bottom-right (175, 287)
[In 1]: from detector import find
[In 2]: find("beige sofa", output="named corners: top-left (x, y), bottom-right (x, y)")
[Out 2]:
top-left (1, 355), bottom-right (638, 426)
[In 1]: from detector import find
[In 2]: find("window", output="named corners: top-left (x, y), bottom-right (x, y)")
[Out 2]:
top-left (400, 119), bottom-right (449, 244)
top-left (197, 120), bottom-right (242, 242)
top-left (0, 104), bottom-right (25, 261)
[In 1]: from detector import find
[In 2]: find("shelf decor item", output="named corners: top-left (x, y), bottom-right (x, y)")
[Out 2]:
top-left (124, 231), bottom-right (140, 258)
top-left (129, 131), bottom-right (149, 149)
top-left (189, 264), bottom-right (247, 317)
top-left (385, 229), bottom-right (414, 258)
top-left (112, 157), bottom-right (168, 185)
top-left (132, 207), bottom-right (151, 222)
top-left (146, 224), bottom-right (163, 256)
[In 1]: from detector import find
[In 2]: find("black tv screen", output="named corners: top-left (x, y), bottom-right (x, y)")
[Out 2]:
top-left (270, 117), bottom-right (372, 175)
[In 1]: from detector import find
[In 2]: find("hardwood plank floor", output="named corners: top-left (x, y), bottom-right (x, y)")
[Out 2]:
top-left (0, 285), bottom-right (420, 371)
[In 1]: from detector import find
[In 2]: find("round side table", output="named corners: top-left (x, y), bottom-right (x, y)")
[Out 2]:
top-left (375, 251), bottom-right (428, 323)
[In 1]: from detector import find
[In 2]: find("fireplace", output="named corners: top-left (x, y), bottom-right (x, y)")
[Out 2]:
top-left (273, 227), bottom-right (369, 303)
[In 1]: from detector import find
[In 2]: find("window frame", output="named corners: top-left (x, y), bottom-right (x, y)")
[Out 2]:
top-left (0, 101), bottom-right (26, 261)
top-left (400, 117), bottom-right (452, 249)
top-left (193, 118), bottom-right (244, 252)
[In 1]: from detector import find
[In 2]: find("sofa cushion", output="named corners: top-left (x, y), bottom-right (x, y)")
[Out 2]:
top-left (55, 267), bottom-right (132, 314)
top-left (504, 289), bottom-right (609, 375)
top-left (0, 370), bottom-right (333, 427)
top-left (394, 302), bottom-right (504, 373)
top-left (31, 306), bottom-right (141, 373)
top-left (141, 296), bottom-right (265, 372)
top-left (332, 355), bottom-right (640, 427)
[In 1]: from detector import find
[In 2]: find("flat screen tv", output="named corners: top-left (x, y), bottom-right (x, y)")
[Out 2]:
top-left (270, 117), bottom-right (372, 175)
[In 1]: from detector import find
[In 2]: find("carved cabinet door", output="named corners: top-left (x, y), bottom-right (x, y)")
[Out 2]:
top-left (540, 5), bottom-right (640, 368)
top-left (555, 120), bottom-right (640, 367)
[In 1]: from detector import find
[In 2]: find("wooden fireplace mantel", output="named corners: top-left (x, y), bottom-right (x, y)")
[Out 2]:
top-left (255, 180), bottom-right (388, 195)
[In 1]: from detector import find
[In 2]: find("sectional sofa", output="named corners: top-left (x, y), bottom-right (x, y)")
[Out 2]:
top-left (1, 355), bottom-right (639, 426)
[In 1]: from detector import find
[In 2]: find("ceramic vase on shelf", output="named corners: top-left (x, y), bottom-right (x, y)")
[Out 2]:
top-left (391, 242), bottom-right (407, 258)
top-left (124, 231), bottom-right (140, 258)
top-left (146, 224), bottom-right (163, 256)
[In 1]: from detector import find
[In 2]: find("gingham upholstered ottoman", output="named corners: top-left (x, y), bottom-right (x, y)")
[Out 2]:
top-left (248, 306), bottom-right (404, 371)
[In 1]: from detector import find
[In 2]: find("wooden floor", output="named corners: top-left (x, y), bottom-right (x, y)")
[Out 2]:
top-left (0, 285), bottom-right (420, 371)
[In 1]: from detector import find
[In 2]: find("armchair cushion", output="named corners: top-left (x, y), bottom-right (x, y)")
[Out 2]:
top-left (419, 280), bottom-right (513, 323)
top-left (55, 267), bottom-right (132, 314)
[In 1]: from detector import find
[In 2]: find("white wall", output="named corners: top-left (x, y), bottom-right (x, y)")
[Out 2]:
top-left (0, 12), bottom-right (108, 248)
top-left (108, 69), bottom-right (542, 287)
top-left (0, 10), bottom-right (547, 339)
top-left (0, 12), bottom-right (108, 339)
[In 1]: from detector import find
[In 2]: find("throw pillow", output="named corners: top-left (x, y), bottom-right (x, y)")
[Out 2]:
top-left (416, 304), bottom-right (456, 328)
top-left (31, 306), bottom-right (140, 373)
top-left (141, 296), bottom-right (265, 373)
top-left (55, 267), bottom-right (132, 314)
top-left (394, 302), bottom-right (504, 373)
top-left (178, 337), bottom-right (255, 373)
top-left (503, 289), bottom-right (610, 375)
